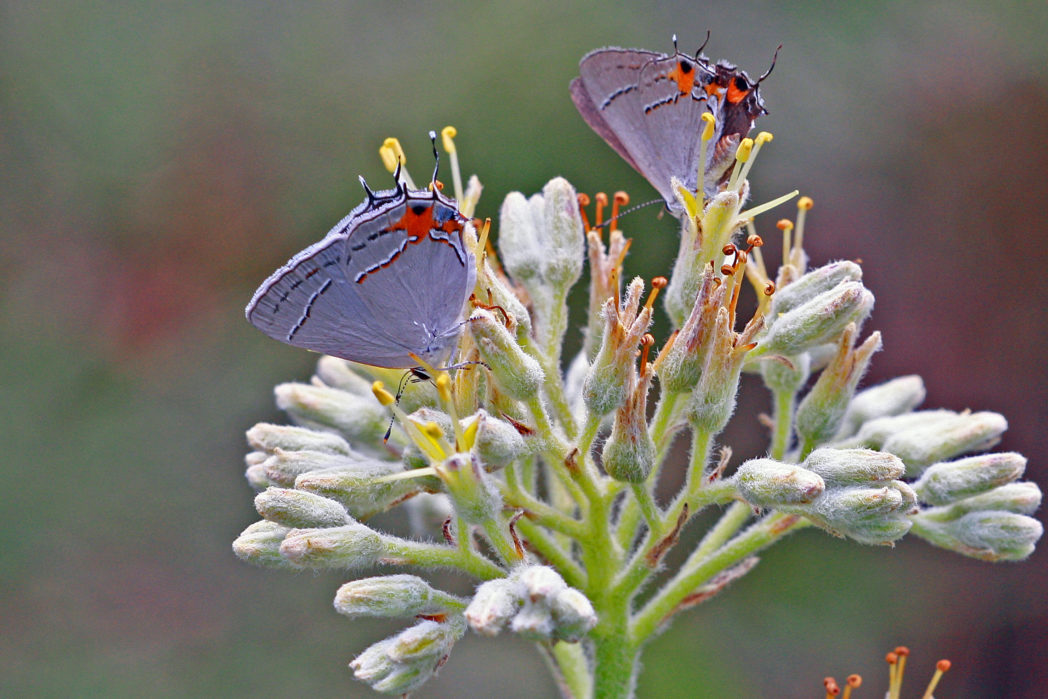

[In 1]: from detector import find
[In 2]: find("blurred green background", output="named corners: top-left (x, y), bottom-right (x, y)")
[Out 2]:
top-left (3, 1), bottom-right (1046, 697)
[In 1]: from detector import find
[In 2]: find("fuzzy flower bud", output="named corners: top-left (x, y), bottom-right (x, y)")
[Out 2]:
top-left (804, 483), bottom-right (916, 545)
top-left (912, 510), bottom-right (1043, 562)
top-left (294, 463), bottom-right (430, 520)
top-left (437, 453), bottom-right (502, 525)
top-left (469, 309), bottom-right (543, 400)
top-left (686, 307), bottom-right (761, 435)
top-left (584, 278), bottom-right (652, 415)
top-left (274, 382), bottom-right (388, 447)
top-left (919, 482), bottom-right (1042, 519)
top-left (279, 521), bottom-right (386, 570)
top-left (795, 326), bottom-right (882, 451)
top-left (259, 449), bottom-right (377, 487)
top-left (254, 487), bottom-right (350, 528)
top-left (602, 362), bottom-right (656, 483)
top-left (851, 409), bottom-right (958, 448)
top-left (880, 411), bottom-right (1008, 476)
top-left (464, 409), bottom-right (527, 471)
top-left (246, 422), bottom-right (352, 456)
top-left (313, 355), bottom-right (377, 395)
top-left (913, 453), bottom-right (1026, 505)
top-left (733, 458), bottom-right (826, 507)
top-left (759, 352), bottom-right (811, 394)
top-left (657, 264), bottom-right (721, 393)
top-left (350, 617), bottom-right (466, 695)
top-left (465, 566), bottom-right (596, 642)
top-left (801, 448), bottom-right (905, 486)
top-left (334, 575), bottom-right (467, 619)
top-left (769, 260), bottom-right (863, 318)
top-left (754, 281), bottom-right (874, 357)
top-left (232, 520), bottom-right (295, 569)
top-left (839, 375), bottom-right (926, 437)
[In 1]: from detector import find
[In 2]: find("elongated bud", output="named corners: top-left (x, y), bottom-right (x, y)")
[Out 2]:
top-left (602, 366), bottom-right (655, 482)
top-left (769, 260), bottom-right (863, 317)
top-left (295, 465), bottom-right (430, 520)
top-left (350, 618), bottom-right (466, 694)
top-left (437, 453), bottom-right (502, 525)
top-left (880, 411), bottom-right (1008, 476)
top-left (734, 458), bottom-right (826, 507)
top-left (686, 308), bottom-right (754, 435)
top-left (795, 327), bottom-right (882, 451)
top-left (254, 487), bottom-right (350, 528)
top-left (839, 375), bottom-right (926, 437)
top-left (851, 409), bottom-right (958, 448)
top-left (313, 355), bottom-right (377, 395)
top-left (261, 449), bottom-right (384, 487)
top-left (465, 409), bottom-right (526, 471)
top-left (541, 177), bottom-right (586, 289)
top-left (802, 448), bottom-right (905, 486)
top-left (498, 191), bottom-right (545, 284)
top-left (583, 279), bottom-right (652, 415)
top-left (919, 481), bottom-right (1042, 519)
top-left (912, 510), bottom-right (1043, 561)
top-left (913, 452), bottom-right (1026, 505)
top-left (274, 382), bottom-right (388, 447)
top-left (658, 264), bottom-right (721, 393)
top-left (470, 309), bottom-right (543, 400)
top-left (232, 520), bottom-right (295, 569)
top-left (246, 422), bottom-right (352, 455)
top-left (334, 575), bottom-right (467, 619)
top-left (754, 281), bottom-right (874, 357)
top-left (805, 484), bottom-right (916, 545)
top-left (279, 521), bottom-right (386, 569)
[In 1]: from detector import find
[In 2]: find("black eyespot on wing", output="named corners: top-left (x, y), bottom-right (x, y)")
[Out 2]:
top-left (679, 59), bottom-right (693, 75)
top-left (411, 203), bottom-right (428, 215)
top-left (733, 75), bottom-right (749, 90)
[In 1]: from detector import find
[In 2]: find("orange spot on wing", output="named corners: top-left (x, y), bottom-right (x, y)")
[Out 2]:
top-left (670, 60), bottom-right (696, 95)
top-left (726, 83), bottom-right (751, 104)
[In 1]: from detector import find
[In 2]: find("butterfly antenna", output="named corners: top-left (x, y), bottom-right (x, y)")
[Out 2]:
top-left (428, 130), bottom-right (440, 192)
top-left (596, 198), bottom-right (664, 229)
top-left (695, 30), bottom-right (711, 58)
top-left (757, 44), bottom-right (783, 85)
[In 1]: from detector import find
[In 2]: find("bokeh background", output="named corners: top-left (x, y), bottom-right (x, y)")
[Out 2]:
top-left (3, 1), bottom-right (1046, 696)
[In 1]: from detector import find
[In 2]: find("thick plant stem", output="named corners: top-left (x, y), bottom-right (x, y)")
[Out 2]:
top-left (770, 388), bottom-right (796, 461)
top-left (590, 614), bottom-right (638, 699)
top-left (548, 640), bottom-right (593, 699)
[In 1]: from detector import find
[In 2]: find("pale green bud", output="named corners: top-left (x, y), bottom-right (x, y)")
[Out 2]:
top-left (805, 483), bottom-right (916, 545)
top-left (254, 487), bottom-right (350, 528)
top-left (921, 482), bottom-right (1042, 520)
top-left (802, 448), bottom-right (905, 486)
top-left (548, 587), bottom-right (598, 642)
top-left (602, 370), bottom-right (656, 483)
top-left (851, 409), bottom-right (957, 449)
top-left (279, 521), bottom-right (386, 570)
top-left (465, 409), bottom-right (526, 471)
top-left (465, 578), bottom-right (521, 637)
top-left (438, 453), bottom-right (502, 525)
top-left (350, 618), bottom-right (465, 694)
top-left (734, 458), bottom-right (825, 507)
top-left (759, 352), bottom-right (811, 394)
top-left (295, 464), bottom-right (429, 520)
top-left (244, 451), bottom-right (271, 489)
top-left (685, 308), bottom-right (752, 435)
top-left (334, 574), bottom-right (466, 619)
top-left (769, 260), bottom-right (863, 317)
top-left (246, 422), bottom-right (352, 456)
top-left (839, 375), bottom-right (926, 437)
top-left (274, 382), bottom-right (387, 447)
top-left (584, 280), bottom-right (652, 415)
top-left (498, 190), bottom-right (545, 284)
top-left (755, 281), bottom-right (874, 357)
top-left (658, 265), bottom-right (721, 393)
top-left (540, 177), bottom-right (586, 289)
top-left (470, 309), bottom-right (543, 400)
top-left (795, 328), bottom-right (882, 451)
top-left (914, 511), bottom-right (1043, 561)
top-left (914, 452), bottom-right (1026, 505)
top-left (262, 449), bottom-right (387, 488)
top-left (232, 520), bottom-right (295, 569)
top-left (881, 411), bottom-right (1008, 476)
top-left (313, 355), bottom-right (375, 395)
top-left (513, 566), bottom-right (596, 642)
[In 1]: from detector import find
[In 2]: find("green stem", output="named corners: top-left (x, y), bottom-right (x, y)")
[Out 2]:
top-left (548, 641), bottom-right (593, 699)
top-left (384, 539), bottom-right (505, 580)
top-left (692, 501), bottom-right (752, 561)
top-left (770, 388), bottom-right (796, 461)
top-left (481, 516), bottom-right (525, 566)
top-left (590, 605), bottom-right (637, 699)
top-left (521, 334), bottom-right (578, 440)
top-left (630, 482), bottom-right (662, 537)
top-left (502, 473), bottom-right (585, 538)
top-left (685, 428), bottom-right (713, 498)
top-left (630, 512), bottom-right (810, 642)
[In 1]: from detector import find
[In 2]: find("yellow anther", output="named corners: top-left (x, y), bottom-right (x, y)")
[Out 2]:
top-left (461, 415), bottom-right (479, 449)
top-left (423, 421), bottom-right (444, 440)
top-left (735, 138), bottom-right (754, 163)
top-left (435, 372), bottom-right (453, 403)
top-left (754, 131), bottom-right (773, 146)
top-left (372, 381), bottom-right (396, 406)
top-left (677, 183), bottom-right (699, 220)
top-left (379, 137), bottom-right (406, 174)
top-left (797, 196), bottom-right (814, 210)
top-left (441, 126), bottom-right (458, 154)
top-left (700, 112), bottom-right (716, 141)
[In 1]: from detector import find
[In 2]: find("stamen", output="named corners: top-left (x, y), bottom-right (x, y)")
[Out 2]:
top-left (578, 193), bottom-right (592, 232)
top-left (920, 660), bottom-right (951, 699)
top-left (476, 218), bottom-right (492, 271)
top-left (611, 191), bottom-right (629, 231)
top-left (841, 674), bottom-right (861, 699)
top-left (595, 192), bottom-right (608, 228)
top-left (434, 372), bottom-right (465, 450)
top-left (736, 189), bottom-right (800, 220)
top-left (795, 195), bottom-right (813, 251)
top-left (372, 380), bottom-right (396, 406)
top-left (735, 131), bottom-right (773, 188)
top-left (885, 652), bottom-right (899, 699)
top-left (645, 276), bottom-right (668, 310)
top-left (441, 126), bottom-right (465, 203)
top-left (380, 137), bottom-right (416, 189)
top-left (696, 112), bottom-right (716, 201)
top-left (639, 333), bottom-right (655, 373)
top-left (726, 137), bottom-right (754, 192)
top-left (824, 677), bottom-right (840, 697)
top-left (777, 218), bottom-right (794, 267)
top-left (893, 646), bottom-right (910, 699)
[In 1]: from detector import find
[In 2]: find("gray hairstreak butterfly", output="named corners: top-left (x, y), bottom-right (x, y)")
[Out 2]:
top-left (570, 36), bottom-right (776, 214)
top-left (245, 134), bottom-right (476, 369)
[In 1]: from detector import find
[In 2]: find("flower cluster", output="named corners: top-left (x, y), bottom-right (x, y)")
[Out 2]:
top-left (234, 126), bottom-right (1041, 697)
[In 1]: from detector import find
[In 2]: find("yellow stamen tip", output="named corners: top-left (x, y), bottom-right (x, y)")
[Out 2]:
top-left (755, 131), bottom-right (773, 145)
top-left (701, 111), bottom-right (716, 140)
top-left (462, 415), bottom-right (479, 448)
top-left (798, 196), bottom-right (814, 210)
top-left (372, 381), bottom-right (396, 406)
top-left (435, 372), bottom-right (453, 402)
top-left (735, 138), bottom-right (754, 162)
top-left (423, 421), bottom-right (444, 440)
top-left (379, 137), bottom-right (406, 173)
top-left (441, 126), bottom-right (457, 154)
